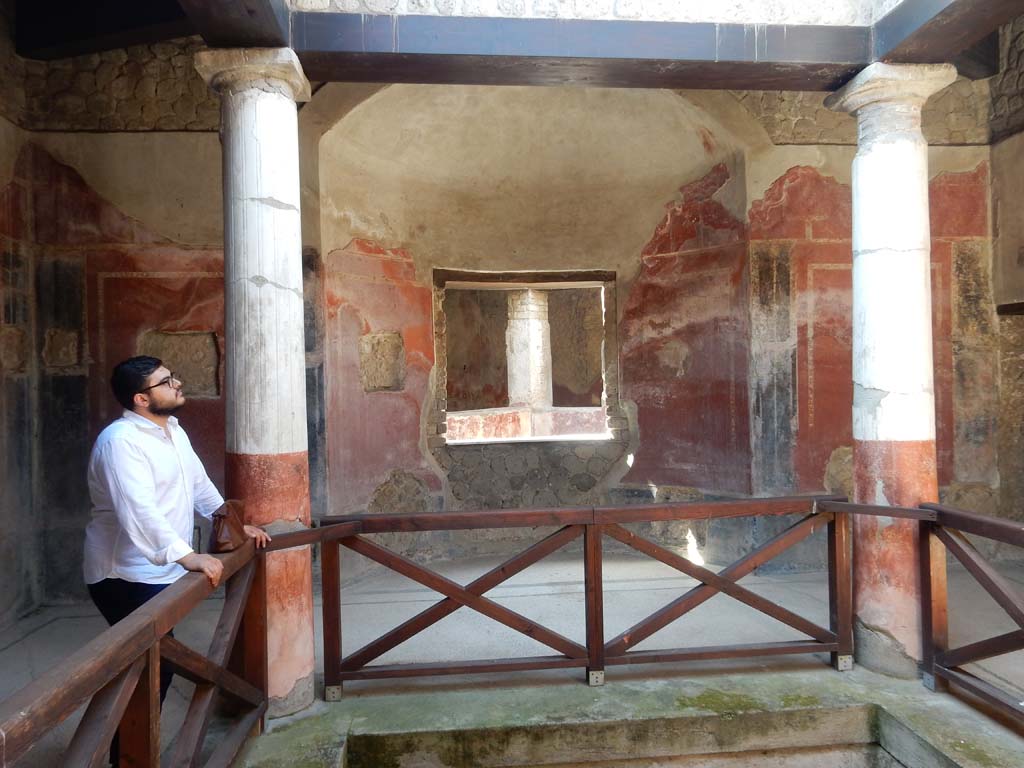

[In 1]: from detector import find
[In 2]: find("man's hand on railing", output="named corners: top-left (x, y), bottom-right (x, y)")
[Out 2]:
top-left (177, 552), bottom-right (225, 587)
top-left (244, 524), bottom-right (272, 549)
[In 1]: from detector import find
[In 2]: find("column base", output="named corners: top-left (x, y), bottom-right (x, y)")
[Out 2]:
top-left (268, 670), bottom-right (315, 718)
top-left (853, 618), bottom-right (919, 679)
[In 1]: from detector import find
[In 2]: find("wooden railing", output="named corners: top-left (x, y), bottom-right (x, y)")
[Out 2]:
top-left (3, 494), bottom-right (1021, 766)
top-left (0, 528), bottom-right (322, 768)
top-left (0, 542), bottom-right (259, 768)
top-left (821, 499), bottom-right (1024, 726)
top-left (318, 495), bottom-right (854, 693)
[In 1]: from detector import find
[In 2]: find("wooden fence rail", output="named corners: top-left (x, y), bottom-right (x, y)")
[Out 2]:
top-left (0, 526), bottom-right (330, 768)
top-left (2, 494), bottom-right (1022, 765)
top-left (0, 543), bottom-right (260, 768)
top-left (318, 495), bottom-right (855, 692)
top-left (920, 503), bottom-right (1024, 724)
top-left (822, 499), bottom-right (1024, 726)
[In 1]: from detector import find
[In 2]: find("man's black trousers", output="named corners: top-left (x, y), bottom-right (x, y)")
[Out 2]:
top-left (87, 578), bottom-right (175, 765)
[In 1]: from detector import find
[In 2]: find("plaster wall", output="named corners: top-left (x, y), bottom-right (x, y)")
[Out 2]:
top-left (319, 85), bottom-right (747, 516)
top-left (316, 83), bottom-right (1008, 577)
top-left (550, 288), bottom-right (604, 406)
top-left (745, 159), bottom-right (993, 496)
top-left (992, 131), bottom-right (1024, 306)
top-left (319, 86), bottom-right (747, 312)
top-left (991, 133), bottom-right (1024, 534)
top-left (29, 133), bottom-right (223, 246)
top-left (0, 114), bottom-right (39, 628)
top-left (0, 122), bottom-right (337, 622)
top-left (619, 162), bottom-right (752, 495)
top-left (1, 139), bottom-right (227, 604)
top-left (444, 288), bottom-right (509, 411)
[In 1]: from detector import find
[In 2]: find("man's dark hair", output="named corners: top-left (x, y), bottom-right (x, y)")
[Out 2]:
top-left (110, 356), bottom-right (163, 410)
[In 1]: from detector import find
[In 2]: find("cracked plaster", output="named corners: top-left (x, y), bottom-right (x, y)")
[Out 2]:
top-left (238, 275), bottom-right (305, 301)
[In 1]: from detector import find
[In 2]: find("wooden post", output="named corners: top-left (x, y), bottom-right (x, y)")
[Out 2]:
top-left (118, 644), bottom-right (160, 768)
top-left (827, 510), bottom-right (854, 671)
top-left (584, 524), bottom-right (605, 686)
top-left (919, 520), bottom-right (949, 691)
top-left (322, 539), bottom-right (343, 700)
top-left (238, 554), bottom-right (269, 731)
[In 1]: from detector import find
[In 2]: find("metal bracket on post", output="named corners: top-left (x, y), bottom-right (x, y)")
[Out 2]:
top-left (922, 672), bottom-right (937, 691)
top-left (835, 654), bottom-right (854, 672)
top-left (588, 670), bottom-right (605, 687)
top-left (325, 685), bottom-right (343, 702)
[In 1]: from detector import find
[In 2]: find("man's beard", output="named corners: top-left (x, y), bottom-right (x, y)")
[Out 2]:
top-left (148, 402), bottom-right (183, 417)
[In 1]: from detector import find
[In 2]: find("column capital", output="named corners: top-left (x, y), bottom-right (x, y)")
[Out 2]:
top-left (195, 47), bottom-right (311, 102)
top-left (824, 62), bottom-right (956, 116)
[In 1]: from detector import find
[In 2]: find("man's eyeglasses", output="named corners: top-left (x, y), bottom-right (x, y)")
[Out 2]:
top-left (139, 373), bottom-right (182, 393)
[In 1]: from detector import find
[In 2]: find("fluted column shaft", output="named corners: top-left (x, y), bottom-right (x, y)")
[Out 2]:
top-left (196, 47), bottom-right (314, 716)
top-left (827, 62), bottom-right (956, 676)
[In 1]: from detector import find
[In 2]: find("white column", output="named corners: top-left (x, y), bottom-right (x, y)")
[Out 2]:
top-left (196, 48), bottom-right (315, 716)
top-left (826, 63), bottom-right (956, 676)
top-left (506, 289), bottom-right (553, 408)
top-left (196, 48), bottom-right (310, 457)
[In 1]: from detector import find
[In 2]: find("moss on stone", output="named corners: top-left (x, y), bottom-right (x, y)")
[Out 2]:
top-left (675, 689), bottom-right (764, 716)
top-left (779, 693), bottom-right (821, 708)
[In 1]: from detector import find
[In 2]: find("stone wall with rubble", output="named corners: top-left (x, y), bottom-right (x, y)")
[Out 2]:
top-left (0, 16), bottom-right (218, 133)
top-left (20, 37), bottom-right (219, 132)
top-left (0, 2), bottom-right (24, 125)
top-left (990, 14), bottom-right (1024, 143)
top-left (731, 78), bottom-right (992, 146)
top-left (991, 18), bottom-right (1024, 303)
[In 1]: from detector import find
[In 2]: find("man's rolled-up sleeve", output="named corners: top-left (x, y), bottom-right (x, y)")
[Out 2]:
top-left (180, 428), bottom-right (224, 520)
top-left (193, 469), bottom-right (225, 520)
top-left (99, 439), bottom-right (193, 565)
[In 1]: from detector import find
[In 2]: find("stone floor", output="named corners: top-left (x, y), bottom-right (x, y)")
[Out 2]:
top-left (2, 552), bottom-right (1023, 766)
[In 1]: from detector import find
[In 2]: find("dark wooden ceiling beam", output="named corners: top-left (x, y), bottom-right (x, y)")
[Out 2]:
top-left (13, 0), bottom-right (1024, 90)
top-left (15, 0), bottom-right (193, 60)
top-left (175, 0), bottom-right (289, 48)
top-left (291, 13), bottom-right (870, 90)
top-left (951, 31), bottom-right (1000, 80)
top-left (875, 0), bottom-right (1024, 71)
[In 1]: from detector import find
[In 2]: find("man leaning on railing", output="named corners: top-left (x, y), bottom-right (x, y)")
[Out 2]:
top-left (82, 355), bottom-right (270, 765)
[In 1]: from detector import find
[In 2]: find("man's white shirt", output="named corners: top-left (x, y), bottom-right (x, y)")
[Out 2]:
top-left (84, 410), bottom-right (224, 584)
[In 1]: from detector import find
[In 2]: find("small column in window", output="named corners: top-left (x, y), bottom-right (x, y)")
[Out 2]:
top-left (506, 289), bottom-right (553, 436)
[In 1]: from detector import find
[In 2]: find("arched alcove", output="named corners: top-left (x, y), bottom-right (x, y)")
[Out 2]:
top-left (314, 84), bottom-right (763, 529)
top-left (318, 85), bottom-right (753, 288)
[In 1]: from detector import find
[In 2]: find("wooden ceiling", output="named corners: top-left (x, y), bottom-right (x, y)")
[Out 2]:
top-left (13, 0), bottom-right (1023, 90)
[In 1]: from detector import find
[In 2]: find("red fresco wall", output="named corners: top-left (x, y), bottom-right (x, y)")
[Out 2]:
top-left (324, 239), bottom-right (439, 513)
top-left (16, 143), bottom-right (230, 487)
top-left (619, 163), bottom-right (753, 494)
top-left (748, 164), bottom-right (988, 492)
top-left (84, 247), bottom-right (226, 482)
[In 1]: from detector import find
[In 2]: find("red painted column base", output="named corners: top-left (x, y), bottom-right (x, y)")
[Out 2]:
top-left (852, 438), bottom-right (939, 675)
top-left (227, 450), bottom-right (315, 715)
